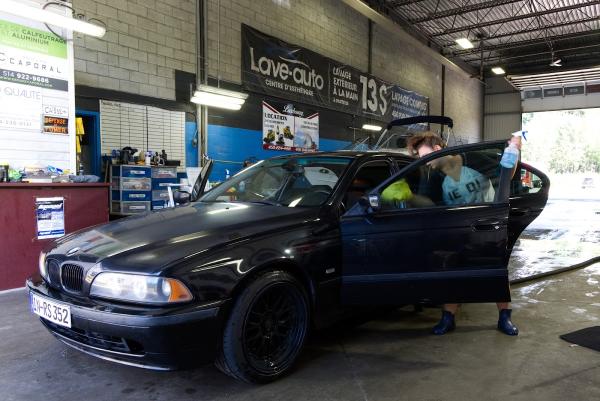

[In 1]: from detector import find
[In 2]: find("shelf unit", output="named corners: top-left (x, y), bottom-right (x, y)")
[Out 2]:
top-left (110, 165), bottom-right (178, 215)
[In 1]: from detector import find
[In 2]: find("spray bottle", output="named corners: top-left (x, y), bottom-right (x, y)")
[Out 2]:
top-left (500, 130), bottom-right (527, 169)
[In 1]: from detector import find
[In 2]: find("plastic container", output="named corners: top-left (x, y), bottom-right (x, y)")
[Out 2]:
top-left (500, 130), bottom-right (527, 169)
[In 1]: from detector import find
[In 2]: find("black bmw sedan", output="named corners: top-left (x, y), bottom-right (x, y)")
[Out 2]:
top-left (27, 140), bottom-right (549, 383)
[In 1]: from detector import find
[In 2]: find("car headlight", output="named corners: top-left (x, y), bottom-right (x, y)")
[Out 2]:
top-left (90, 273), bottom-right (193, 304)
top-left (39, 251), bottom-right (47, 279)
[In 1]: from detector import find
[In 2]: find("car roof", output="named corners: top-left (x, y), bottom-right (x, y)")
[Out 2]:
top-left (269, 150), bottom-right (415, 164)
top-left (266, 140), bottom-right (508, 165)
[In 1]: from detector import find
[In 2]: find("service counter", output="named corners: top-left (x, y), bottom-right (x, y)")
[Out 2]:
top-left (0, 183), bottom-right (109, 291)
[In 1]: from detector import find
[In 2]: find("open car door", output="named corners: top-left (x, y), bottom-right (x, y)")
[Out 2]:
top-left (506, 162), bottom-right (550, 261)
top-left (341, 141), bottom-right (515, 306)
top-left (190, 159), bottom-right (214, 202)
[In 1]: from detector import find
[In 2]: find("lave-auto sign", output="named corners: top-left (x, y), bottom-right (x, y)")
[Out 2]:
top-left (242, 24), bottom-right (428, 122)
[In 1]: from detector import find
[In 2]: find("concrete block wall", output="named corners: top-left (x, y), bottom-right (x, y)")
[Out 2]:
top-left (70, 0), bottom-right (196, 100)
top-left (64, 0), bottom-right (482, 138)
top-left (206, 0), bottom-right (369, 82)
top-left (208, 0), bottom-right (483, 141)
top-left (444, 68), bottom-right (484, 143)
top-left (371, 24), bottom-right (442, 123)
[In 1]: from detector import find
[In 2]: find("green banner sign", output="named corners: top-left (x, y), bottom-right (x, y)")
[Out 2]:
top-left (0, 19), bottom-right (67, 59)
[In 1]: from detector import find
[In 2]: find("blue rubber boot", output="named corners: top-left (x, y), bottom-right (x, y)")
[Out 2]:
top-left (498, 309), bottom-right (519, 336)
top-left (432, 310), bottom-right (455, 335)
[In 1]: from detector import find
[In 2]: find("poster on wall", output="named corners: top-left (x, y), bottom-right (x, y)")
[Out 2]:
top-left (36, 197), bottom-right (65, 239)
top-left (262, 101), bottom-right (319, 152)
top-left (0, 10), bottom-right (75, 172)
top-left (242, 24), bottom-right (429, 122)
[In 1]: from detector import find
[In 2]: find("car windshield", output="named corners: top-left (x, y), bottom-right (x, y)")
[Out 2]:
top-left (199, 156), bottom-right (352, 207)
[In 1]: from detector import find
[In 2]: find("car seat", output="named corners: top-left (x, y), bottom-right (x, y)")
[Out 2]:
top-left (344, 177), bottom-right (372, 209)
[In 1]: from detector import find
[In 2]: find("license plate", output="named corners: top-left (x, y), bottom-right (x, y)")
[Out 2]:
top-left (30, 292), bottom-right (71, 328)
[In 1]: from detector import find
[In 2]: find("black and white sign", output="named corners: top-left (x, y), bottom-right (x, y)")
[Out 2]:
top-left (30, 292), bottom-right (71, 328)
top-left (242, 25), bottom-right (428, 122)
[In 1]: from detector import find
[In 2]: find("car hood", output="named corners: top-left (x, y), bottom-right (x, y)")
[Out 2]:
top-left (49, 202), bottom-right (319, 273)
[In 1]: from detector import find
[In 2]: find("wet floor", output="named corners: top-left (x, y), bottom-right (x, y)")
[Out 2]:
top-left (509, 198), bottom-right (600, 280)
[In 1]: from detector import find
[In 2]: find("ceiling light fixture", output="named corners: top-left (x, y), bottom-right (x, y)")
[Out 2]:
top-left (362, 124), bottom-right (382, 131)
top-left (455, 38), bottom-right (474, 49)
top-left (191, 85), bottom-right (248, 110)
top-left (0, 0), bottom-right (106, 37)
top-left (492, 67), bottom-right (506, 75)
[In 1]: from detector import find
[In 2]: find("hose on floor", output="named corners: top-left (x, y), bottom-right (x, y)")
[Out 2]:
top-left (509, 255), bottom-right (600, 286)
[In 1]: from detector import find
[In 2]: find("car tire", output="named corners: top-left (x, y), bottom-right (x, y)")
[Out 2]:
top-left (215, 270), bottom-right (310, 383)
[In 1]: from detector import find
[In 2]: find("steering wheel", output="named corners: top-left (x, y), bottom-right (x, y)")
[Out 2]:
top-left (294, 189), bottom-right (331, 206)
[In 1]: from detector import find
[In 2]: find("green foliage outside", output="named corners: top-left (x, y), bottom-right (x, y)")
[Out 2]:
top-left (521, 109), bottom-right (600, 174)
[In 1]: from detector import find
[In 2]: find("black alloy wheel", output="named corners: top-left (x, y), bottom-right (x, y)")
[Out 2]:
top-left (215, 270), bottom-right (309, 383)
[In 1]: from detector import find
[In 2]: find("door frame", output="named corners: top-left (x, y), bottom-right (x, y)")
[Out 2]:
top-left (75, 109), bottom-right (101, 176)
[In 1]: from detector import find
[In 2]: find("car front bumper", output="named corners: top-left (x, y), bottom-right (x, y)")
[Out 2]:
top-left (27, 277), bottom-right (228, 370)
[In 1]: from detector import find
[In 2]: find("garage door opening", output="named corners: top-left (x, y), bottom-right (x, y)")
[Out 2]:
top-left (510, 108), bottom-right (600, 280)
top-left (521, 108), bottom-right (600, 199)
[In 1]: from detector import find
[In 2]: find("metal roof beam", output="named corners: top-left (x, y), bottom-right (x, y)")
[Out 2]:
top-left (387, 0), bottom-right (426, 7)
top-left (408, 0), bottom-right (523, 24)
top-left (467, 44), bottom-right (600, 64)
top-left (455, 30), bottom-right (600, 56)
top-left (441, 16), bottom-right (599, 49)
top-left (431, 0), bottom-right (600, 37)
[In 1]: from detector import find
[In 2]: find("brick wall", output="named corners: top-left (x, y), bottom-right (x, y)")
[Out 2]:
top-left (67, 0), bottom-right (482, 139)
top-left (207, 0), bottom-right (483, 141)
top-left (71, 0), bottom-right (196, 100)
top-left (206, 0), bottom-right (369, 83)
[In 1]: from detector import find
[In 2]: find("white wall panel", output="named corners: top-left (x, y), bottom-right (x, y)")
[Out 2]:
top-left (522, 92), bottom-right (600, 112)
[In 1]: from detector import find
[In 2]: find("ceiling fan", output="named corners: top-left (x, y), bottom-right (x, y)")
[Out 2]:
top-left (549, 51), bottom-right (561, 67)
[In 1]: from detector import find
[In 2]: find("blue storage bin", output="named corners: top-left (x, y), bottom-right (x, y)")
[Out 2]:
top-left (151, 167), bottom-right (177, 179)
top-left (121, 165), bottom-right (151, 178)
top-left (122, 191), bottom-right (151, 201)
top-left (151, 177), bottom-right (178, 190)
top-left (152, 201), bottom-right (169, 210)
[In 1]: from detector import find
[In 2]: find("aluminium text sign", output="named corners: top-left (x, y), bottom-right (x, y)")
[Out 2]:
top-left (241, 25), bottom-right (428, 122)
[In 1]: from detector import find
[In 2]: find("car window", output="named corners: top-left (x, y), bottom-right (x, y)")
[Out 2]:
top-left (344, 161), bottom-right (393, 210)
top-left (200, 156), bottom-right (352, 207)
top-left (380, 146), bottom-right (504, 210)
top-left (510, 166), bottom-right (544, 195)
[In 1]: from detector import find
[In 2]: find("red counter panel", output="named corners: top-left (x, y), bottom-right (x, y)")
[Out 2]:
top-left (0, 183), bottom-right (109, 291)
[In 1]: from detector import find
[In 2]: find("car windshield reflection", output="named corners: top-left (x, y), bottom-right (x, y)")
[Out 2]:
top-left (199, 156), bottom-right (352, 207)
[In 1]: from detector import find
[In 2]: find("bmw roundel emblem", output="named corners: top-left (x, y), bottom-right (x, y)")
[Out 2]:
top-left (66, 247), bottom-right (80, 256)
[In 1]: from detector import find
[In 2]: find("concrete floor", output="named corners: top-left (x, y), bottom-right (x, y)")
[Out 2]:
top-left (1, 261), bottom-right (599, 401)
top-left (2, 198), bottom-right (599, 400)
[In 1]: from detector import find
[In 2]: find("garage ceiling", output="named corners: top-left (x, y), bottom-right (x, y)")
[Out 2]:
top-left (368, 0), bottom-right (600, 76)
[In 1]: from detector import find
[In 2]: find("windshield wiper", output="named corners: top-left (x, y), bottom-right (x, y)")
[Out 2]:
top-left (246, 200), bottom-right (282, 206)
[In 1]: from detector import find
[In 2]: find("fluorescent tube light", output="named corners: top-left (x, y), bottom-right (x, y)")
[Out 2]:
top-left (191, 85), bottom-right (248, 110)
top-left (0, 0), bottom-right (106, 37)
top-left (362, 124), bottom-right (382, 131)
top-left (492, 67), bottom-right (506, 75)
top-left (455, 38), bottom-right (474, 49)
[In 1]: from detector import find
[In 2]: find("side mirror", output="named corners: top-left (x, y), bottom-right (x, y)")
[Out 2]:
top-left (368, 194), bottom-right (380, 210)
top-left (358, 194), bottom-right (380, 212)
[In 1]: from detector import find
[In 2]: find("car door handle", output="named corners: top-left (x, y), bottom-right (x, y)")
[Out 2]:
top-left (472, 219), bottom-right (502, 231)
top-left (510, 207), bottom-right (530, 217)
